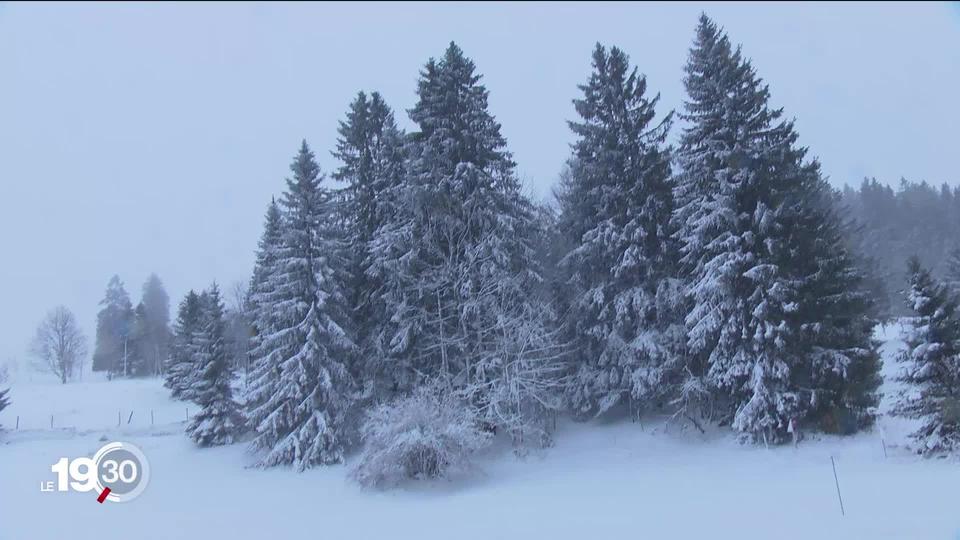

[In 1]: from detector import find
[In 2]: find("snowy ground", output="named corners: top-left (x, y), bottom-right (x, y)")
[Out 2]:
top-left (3, 324), bottom-right (959, 540)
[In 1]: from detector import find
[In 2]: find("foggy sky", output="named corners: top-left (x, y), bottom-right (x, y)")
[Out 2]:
top-left (1, 2), bottom-right (957, 371)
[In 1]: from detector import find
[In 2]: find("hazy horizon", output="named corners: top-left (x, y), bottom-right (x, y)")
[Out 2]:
top-left (2, 1), bottom-right (958, 371)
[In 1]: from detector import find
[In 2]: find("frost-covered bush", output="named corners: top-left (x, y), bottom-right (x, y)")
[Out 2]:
top-left (350, 385), bottom-right (492, 488)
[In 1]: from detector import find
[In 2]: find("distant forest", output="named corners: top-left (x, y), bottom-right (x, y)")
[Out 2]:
top-left (841, 178), bottom-right (960, 317)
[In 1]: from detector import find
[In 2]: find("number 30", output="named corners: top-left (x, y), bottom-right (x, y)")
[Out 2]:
top-left (102, 459), bottom-right (138, 483)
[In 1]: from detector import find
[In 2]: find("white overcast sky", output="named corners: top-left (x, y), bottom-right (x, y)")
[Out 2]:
top-left (1, 2), bottom-right (958, 369)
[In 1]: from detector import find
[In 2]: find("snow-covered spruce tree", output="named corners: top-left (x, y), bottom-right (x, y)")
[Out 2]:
top-left (788, 171), bottom-right (882, 433)
top-left (167, 290), bottom-right (210, 402)
top-left (531, 196), bottom-right (574, 368)
top-left (165, 290), bottom-right (201, 398)
top-left (247, 141), bottom-right (355, 470)
top-left (0, 387), bottom-right (9, 429)
top-left (247, 199), bottom-right (283, 329)
top-left (559, 44), bottom-right (684, 419)
top-left (244, 200), bottom-right (284, 413)
top-left (186, 283), bottom-right (245, 446)
top-left (127, 274), bottom-right (173, 377)
top-left (92, 275), bottom-right (135, 377)
top-left (128, 302), bottom-right (149, 376)
top-left (945, 246), bottom-right (960, 291)
top-left (673, 15), bottom-right (812, 442)
top-left (370, 43), bottom-right (562, 444)
top-left (332, 91), bottom-right (406, 400)
top-left (135, 274), bottom-right (172, 377)
top-left (894, 257), bottom-right (960, 456)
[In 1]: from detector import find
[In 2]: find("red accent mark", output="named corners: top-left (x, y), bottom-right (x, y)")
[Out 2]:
top-left (97, 487), bottom-right (111, 503)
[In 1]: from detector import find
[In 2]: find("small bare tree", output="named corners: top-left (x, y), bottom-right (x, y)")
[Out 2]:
top-left (31, 306), bottom-right (87, 384)
top-left (226, 280), bottom-right (253, 383)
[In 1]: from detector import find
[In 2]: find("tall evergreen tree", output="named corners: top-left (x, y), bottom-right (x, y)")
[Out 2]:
top-left (371, 43), bottom-right (561, 442)
top-left (136, 274), bottom-right (172, 376)
top-left (91, 275), bottom-right (135, 377)
top-left (332, 91), bottom-right (406, 399)
top-left (247, 141), bottom-right (355, 470)
top-left (247, 199), bottom-right (283, 331)
top-left (186, 283), bottom-right (245, 446)
top-left (245, 200), bottom-right (284, 424)
top-left (894, 257), bottom-right (960, 455)
top-left (945, 246), bottom-right (960, 290)
top-left (673, 15), bottom-right (814, 441)
top-left (788, 171), bottom-right (882, 432)
top-left (560, 44), bottom-right (682, 418)
top-left (0, 387), bottom-right (9, 428)
top-left (128, 302), bottom-right (150, 376)
top-left (165, 290), bottom-right (204, 400)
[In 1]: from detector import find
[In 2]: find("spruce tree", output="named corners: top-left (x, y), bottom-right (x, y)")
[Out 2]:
top-left (138, 274), bottom-right (172, 376)
top-left (945, 245), bottom-right (960, 290)
top-left (247, 199), bottom-right (283, 331)
top-left (128, 302), bottom-right (150, 376)
top-left (165, 290), bottom-right (204, 400)
top-left (372, 43), bottom-right (560, 442)
top-left (0, 387), bottom-right (9, 428)
top-left (247, 141), bottom-right (355, 470)
top-left (560, 44), bottom-right (681, 418)
top-left (894, 257), bottom-right (960, 455)
top-left (789, 171), bottom-right (882, 432)
top-left (92, 275), bottom-right (135, 377)
top-left (245, 200), bottom-right (284, 426)
top-left (332, 91), bottom-right (406, 400)
top-left (186, 283), bottom-right (245, 446)
top-left (673, 15), bottom-right (811, 442)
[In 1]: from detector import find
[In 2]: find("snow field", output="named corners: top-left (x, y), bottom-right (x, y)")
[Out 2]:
top-left (2, 324), bottom-right (958, 540)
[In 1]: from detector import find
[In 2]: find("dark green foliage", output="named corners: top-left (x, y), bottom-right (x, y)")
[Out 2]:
top-left (894, 258), bottom-right (960, 455)
top-left (92, 275), bottom-right (134, 376)
top-left (559, 43), bottom-right (681, 417)
top-left (332, 91), bottom-right (406, 399)
top-left (164, 290), bottom-right (204, 400)
top-left (186, 283), bottom-right (245, 447)
top-left (246, 141), bottom-right (355, 470)
top-left (673, 15), bottom-right (881, 442)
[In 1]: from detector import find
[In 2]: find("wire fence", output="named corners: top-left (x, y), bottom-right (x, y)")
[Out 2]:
top-left (4, 406), bottom-right (195, 432)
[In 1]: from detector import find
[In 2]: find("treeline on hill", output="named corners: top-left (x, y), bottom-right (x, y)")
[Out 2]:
top-left (841, 178), bottom-right (960, 317)
top-left (90, 275), bottom-right (251, 381)
top-left (70, 15), bottom-right (956, 478)
top-left (91, 274), bottom-right (171, 378)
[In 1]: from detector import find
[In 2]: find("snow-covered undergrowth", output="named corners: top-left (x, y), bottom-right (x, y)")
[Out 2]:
top-left (351, 384), bottom-right (492, 488)
top-left (3, 324), bottom-right (959, 540)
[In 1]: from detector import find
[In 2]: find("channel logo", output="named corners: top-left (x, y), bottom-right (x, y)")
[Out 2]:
top-left (40, 441), bottom-right (150, 503)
